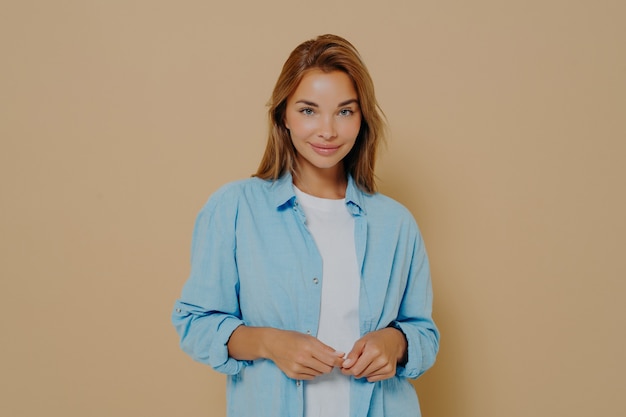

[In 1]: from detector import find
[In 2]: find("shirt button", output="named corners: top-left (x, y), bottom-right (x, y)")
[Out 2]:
top-left (296, 380), bottom-right (301, 387)
top-left (306, 330), bottom-right (311, 335)
top-left (312, 277), bottom-right (319, 284)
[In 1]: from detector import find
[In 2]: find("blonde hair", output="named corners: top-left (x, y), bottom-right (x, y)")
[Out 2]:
top-left (254, 34), bottom-right (387, 193)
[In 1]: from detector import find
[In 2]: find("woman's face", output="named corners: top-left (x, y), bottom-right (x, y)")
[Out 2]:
top-left (284, 69), bottom-right (361, 178)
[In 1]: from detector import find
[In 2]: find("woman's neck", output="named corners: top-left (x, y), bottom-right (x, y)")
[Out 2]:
top-left (293, 165), bottom-right (347, 199)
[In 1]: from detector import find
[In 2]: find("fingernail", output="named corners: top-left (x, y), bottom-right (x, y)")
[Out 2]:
top-left (343, 359), bottom-right (352, 367)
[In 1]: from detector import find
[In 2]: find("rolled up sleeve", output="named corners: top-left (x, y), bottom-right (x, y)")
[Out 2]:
top-left (393, 229), bottom-right (440, 379)
top-left (171, 187), bottom-right (249, 375)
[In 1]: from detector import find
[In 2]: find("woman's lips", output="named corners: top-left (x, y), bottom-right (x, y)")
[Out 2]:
top-left (310, 144), bottom-right (340, 155)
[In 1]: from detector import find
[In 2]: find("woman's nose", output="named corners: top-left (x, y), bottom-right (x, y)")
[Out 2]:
top-left (317, 116), bottom-right (337, 140)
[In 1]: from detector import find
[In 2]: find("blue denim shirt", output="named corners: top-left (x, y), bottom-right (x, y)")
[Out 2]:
top-left (172, 173), bottom-right (439, 417)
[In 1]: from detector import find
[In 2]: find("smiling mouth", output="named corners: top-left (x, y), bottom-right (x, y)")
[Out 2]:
top-left (310, 144), bottom-right (340, 155)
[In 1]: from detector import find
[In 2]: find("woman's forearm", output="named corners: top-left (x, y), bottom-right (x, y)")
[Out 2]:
top-left (227, 325), bottom-right (275, 361)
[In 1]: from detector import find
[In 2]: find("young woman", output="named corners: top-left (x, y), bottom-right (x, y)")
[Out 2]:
top-left (172, 34), bottom-right (439, 417)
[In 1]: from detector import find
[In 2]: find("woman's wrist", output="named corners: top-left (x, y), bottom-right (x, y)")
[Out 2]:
top-left (386, 324), bottom-right (408, 365)
top-left (228, 326), bottom-right (276, 361)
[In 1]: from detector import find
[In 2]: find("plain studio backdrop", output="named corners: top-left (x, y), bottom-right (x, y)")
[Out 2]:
top-left (1, 1), bottom-right (624, 416)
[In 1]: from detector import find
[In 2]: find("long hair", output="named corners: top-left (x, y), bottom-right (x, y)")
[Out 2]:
top-left (254, 34), bottom-right (387, 193)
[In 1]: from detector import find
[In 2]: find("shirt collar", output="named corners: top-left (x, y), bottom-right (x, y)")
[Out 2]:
top-left (270, 172), bottom-right (366, 215)
top-left (271, 173), bottom-right (297, 209)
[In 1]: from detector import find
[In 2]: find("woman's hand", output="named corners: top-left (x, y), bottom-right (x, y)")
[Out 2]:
top-left (340, 327), bottom-right (407, 382)
top-left (228, 326), bottom-right (345, 380)
top-left (264, 329), bottom-right (345, 380)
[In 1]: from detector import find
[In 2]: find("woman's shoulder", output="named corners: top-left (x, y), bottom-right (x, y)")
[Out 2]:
top-left (365, 191), bottom-right (415, 218)
top-left (362, 190), bottom-right (423, 233)
top-left (200, 176), bottom-right (277, 211)
top-left (211, 176), bottom-right (267, 195)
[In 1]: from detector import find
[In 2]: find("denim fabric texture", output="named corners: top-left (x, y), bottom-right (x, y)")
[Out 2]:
top-left (172, 173), bottom-right (439, 417)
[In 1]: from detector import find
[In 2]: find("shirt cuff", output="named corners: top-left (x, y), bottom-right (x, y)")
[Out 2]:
top-left (208, 318), bottom-right (248, 375)
top-left (389, 320), bottom-right (422, 379)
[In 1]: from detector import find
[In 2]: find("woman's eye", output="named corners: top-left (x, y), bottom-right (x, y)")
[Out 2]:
top-left (300, 108), bottom-right (314, 116)
top-left (339, 109), bottom-right (353, 116)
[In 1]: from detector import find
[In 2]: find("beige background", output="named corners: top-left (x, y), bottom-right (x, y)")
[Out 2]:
top-left (1, 1), bottom-right (625, 416)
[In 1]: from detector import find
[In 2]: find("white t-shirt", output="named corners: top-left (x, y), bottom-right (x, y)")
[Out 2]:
top-left (294, 187), bottom-right (361, 417)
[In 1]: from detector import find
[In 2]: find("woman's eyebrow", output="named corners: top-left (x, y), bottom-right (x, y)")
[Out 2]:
top-left (294, 100), bottom-right (319, 107)
top-left (338, 99), bottom-right (359, 107)
top-left (294, 98), bottom-right (359, 107)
